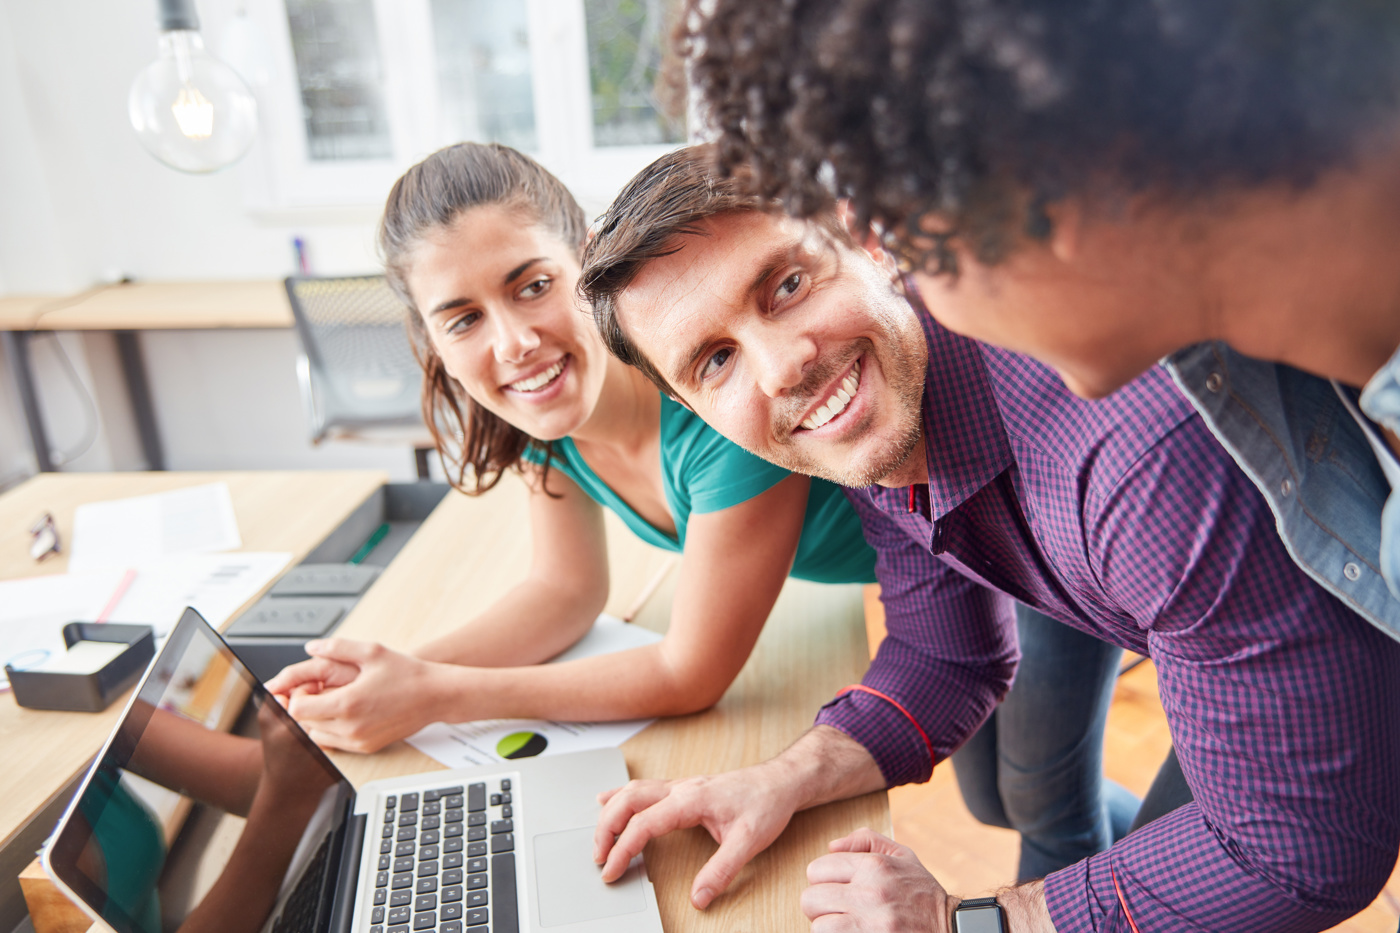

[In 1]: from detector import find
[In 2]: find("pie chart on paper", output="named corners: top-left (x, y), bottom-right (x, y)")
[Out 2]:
top-left (497, 730), bottom-right (549, 759)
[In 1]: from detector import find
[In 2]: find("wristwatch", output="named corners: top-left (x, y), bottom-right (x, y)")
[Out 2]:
top-left (952, 896), bottom-right (1007, 933)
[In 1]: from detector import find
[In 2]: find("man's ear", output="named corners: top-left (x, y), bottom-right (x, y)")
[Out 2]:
top-left (1045, 198), bottom-right (1084, 264)
top-left (836, 199), bottom-right (900, 275)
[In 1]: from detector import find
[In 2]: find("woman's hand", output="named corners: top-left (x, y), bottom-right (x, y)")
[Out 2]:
top-left (267, 638), bottom-right (453, 754)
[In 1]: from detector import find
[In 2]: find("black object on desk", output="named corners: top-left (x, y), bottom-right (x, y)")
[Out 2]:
top-left (6, 622), bottom-right (155, 712)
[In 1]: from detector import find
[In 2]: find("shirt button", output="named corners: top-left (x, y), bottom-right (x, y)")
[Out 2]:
top-left (1280, 478), bottom-right (1294, 496)
top-left (1344, 562), bottom-right (1362, 581)
top-left (1205, 373), bottom-right (1224, 393)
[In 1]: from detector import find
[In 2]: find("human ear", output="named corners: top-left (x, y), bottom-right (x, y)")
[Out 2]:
top-left (1046, 198), bottom-right (1085, 264)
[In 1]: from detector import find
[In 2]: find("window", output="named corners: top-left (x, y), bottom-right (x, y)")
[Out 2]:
top-left (232, 0), bottom-right (686, 215)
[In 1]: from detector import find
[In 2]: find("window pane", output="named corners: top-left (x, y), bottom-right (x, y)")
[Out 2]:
top-left (430, 0), bottom-right (538, 152)
top-left (585, 0), bottom-right (685, 147)
top-left (285, 0), bottom-right (393, 161)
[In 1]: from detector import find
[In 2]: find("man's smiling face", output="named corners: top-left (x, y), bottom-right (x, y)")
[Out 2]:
top-left (613, 210), bottom-right (929, 487)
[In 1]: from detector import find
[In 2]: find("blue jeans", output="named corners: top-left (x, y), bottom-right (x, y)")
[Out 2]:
top-left (951, 604), bottom-right (1139, 881)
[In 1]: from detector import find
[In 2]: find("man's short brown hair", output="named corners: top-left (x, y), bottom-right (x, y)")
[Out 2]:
top-left (579, 144), bottom-right (836, 395)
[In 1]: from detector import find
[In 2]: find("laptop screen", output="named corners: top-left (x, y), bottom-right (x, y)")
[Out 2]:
top-left (46, 609), bottom-right (356, 933)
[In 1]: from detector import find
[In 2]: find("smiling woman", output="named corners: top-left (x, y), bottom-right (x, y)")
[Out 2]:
top-left (263, 142), bottom-right (877, 754)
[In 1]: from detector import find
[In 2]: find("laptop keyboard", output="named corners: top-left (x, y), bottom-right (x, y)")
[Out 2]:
top-left (367, 779), bottom-right (518, 933)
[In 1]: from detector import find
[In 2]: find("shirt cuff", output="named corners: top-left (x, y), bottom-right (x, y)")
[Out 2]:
top-left (815, 690), bottom-right (935, 786)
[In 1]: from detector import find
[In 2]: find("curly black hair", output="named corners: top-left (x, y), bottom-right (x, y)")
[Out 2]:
top-left (684, 0), bottom-right (1400, 274)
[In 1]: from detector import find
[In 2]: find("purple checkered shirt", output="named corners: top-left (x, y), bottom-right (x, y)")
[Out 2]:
top-left (815, 310), bottom-right (1400, 932)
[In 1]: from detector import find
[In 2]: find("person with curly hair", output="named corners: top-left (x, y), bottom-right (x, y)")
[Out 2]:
top-left (581, 145), bottom-right (1400, 933)
top-left (684, 0), bottom-right (1400, 658)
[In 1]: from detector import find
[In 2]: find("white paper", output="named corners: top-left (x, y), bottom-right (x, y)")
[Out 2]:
top-left (0, 571), bottom-right (127, 686)
top-left (69, 482), bottom-right (242, 572)
top-left (407, 616), bottom-right (663, 767)
top-left (31, 640), bottom-right (130, 675)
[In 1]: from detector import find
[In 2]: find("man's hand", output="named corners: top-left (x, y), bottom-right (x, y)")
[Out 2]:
top-left (265, 638), bottom-right (449, 754)
top-left (592, 726), bottom-right (886, 909)
top-left (803, 829), bottom-right (955, 932)
top-left (593, 764), bottom-right (802, 909)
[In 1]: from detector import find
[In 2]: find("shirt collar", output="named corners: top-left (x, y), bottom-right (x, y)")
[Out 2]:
top-left (1360, 341), bottom-right (1400, 438)
top-left (904, 286), bottom-right (1014, 521)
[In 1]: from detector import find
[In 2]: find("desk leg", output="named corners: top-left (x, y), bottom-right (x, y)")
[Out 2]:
top-left (114, 330), bottom-right (166, 471)
top-left (1, 330), bottom-right (56, 473)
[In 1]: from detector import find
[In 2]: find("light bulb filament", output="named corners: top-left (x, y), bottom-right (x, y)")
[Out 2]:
top-left (172, 84), bottom-right (214, 139)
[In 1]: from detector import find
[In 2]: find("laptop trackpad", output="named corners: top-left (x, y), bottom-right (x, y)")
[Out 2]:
top-left (533, 827), bottom-right (647, 927)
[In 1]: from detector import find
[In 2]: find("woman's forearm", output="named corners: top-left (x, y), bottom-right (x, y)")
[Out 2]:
top-left (413, 575), bottom-right (607, 668)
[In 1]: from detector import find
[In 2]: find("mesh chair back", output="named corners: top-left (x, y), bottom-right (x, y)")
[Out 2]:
top-left (285, 275), bottom-right (427, 443)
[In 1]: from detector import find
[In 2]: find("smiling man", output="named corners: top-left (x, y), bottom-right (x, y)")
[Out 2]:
top-left (578, 146), bottom-right (1400, 933)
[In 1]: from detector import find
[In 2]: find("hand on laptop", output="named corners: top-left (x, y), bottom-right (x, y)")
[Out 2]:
top-left (592, 725), bottom-right (886, 909)
top-left (265, 637), bottom-right (454, 753)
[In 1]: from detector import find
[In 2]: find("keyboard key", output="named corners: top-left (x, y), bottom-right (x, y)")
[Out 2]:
top-left (382, 825), bottom-right (395, 839)
top-left (420, 830), bottom-right (440, 845)
top-left (434, 785), bottom-right (464, 797)
top-left (466, 890), bottom-right (487, 908)
top-left (444, 837), bottom-right (464, 853)
top-left (466, 873), bottom-right (487, 890)
top-left (444, 794), bottom-right (463, 808)
top-left (376, 871), bottom-right (389, 888)
top-left (380, 855), bottom-right (392, 870)
top-left (414, 894), bottom-right (437, 912)
top-left (466, 842), bottom-right (487, 857)
top-left (423, 801), bottom-right (441, 816)
top-left (465, 927), bottom-right (486, 933)
top-left (412, 911), bottom-right (436, 930)
top-left (421, 816), bottom-right (441, 831)
top-left (388, 906), bottom-right (410, 924)
top-left (415, 877), bottom-right (438, 894)
top-left (419, 860), bottom-right (439, 876)
top-left (419, 844), bottom-right (440, 861)
top-left (442, 885), bottom-right (464, 903)
top-left (491, 852), bottom-right (518, 933)
top-left (398, 812), bottom-right (419, 827)
top-left (391, 873), bottom-right (413, 890)
top-left (372, 907), bottom-right (385, 923)
top-left (491, 833), bottom-right (514, 854)
top-left (466, 827), bottom-right (485, 842)
top-left (500, 779), bottom-right (510, 791)
top-left (490, 794), bottom-right (501, 807)
top-left (467, 783), bottom-right (486, 812)
top-left (374, 889), bottom-right (387, 906)
top-left (491, 820), bottom-right (513, 834)
top-left (446, 824), bottom-right (465, 838)
top-left (396, 841), bottom-right (416, 857)
top-left (390, 890), bottom-right (412, 907)
top-left (466, 857), bottom-right (486, 873)
top-left (444, 852), bottom-right (463, 869)
top-left (394, 856), bottom-right (414, 873)
top-left (401, 793), bottom-right (420, 811)
top-left (381, 840), bottom-right (394, 855)
top-left (441, 924), bottom-right (462, 933)
top-left (443, 868), bottom-right (464, 885)
top-left (396, 828), bottom-right (416, 842)
top-left (501, 805), bottom-right (512, 818)
top-left (387, 926), bottom-right (409, 933)
top-left (441, 902), bottom-right (463, 920)
top-left (386, 795), bottom-right (398, 808)
top-left (500, 791), bottom-right (511, 804)
top-left (444, 808), bottom-right (463, 823)
top-left (466, 908), bottom-right (488, 926)
top-left (384, 809), bottom-right (397, 823)
top-left (371, 927), bottom-right (383, 933)
top-left (467, 813), bottom-right (486, 827)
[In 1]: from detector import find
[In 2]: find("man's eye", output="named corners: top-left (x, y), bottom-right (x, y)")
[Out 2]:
top-left (700, 347), bottom-right (732, 380)
top-left (776, 272), bottom-right (803, 301)
top-left (446, 310), bottom-right (481, 334)
top-left (519, 277), bottom-right (551, 298)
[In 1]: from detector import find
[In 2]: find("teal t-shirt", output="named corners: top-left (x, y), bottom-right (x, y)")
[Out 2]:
top-left (523, 395), bottom-right (875, 584)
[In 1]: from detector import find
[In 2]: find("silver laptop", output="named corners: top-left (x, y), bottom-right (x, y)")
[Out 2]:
top-left (43, 608), bottom-right (664, 933)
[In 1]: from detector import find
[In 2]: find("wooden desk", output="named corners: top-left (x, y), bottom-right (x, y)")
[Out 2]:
top-left (326, 473), bottom-right (889, 932)
top-left (0, 280), bottom-right (289, 473)
top-left (0, 470), bottom-right (387, 929)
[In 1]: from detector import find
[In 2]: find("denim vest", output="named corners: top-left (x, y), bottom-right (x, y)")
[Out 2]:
top-left (1166, 342), bottom-right (1400, 640)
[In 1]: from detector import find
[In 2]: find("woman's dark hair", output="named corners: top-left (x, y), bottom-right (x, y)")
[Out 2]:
top-left (379, 142), bottom-right (587, 495)
top-left (684, 0), bottom-right (1400, 275)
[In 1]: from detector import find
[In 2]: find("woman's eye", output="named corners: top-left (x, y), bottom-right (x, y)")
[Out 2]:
top-left (700, 347), bottom-right (732, 380)
top-left (519, 277), bottom-right (551, 299)
top-left (446, 310), bottom-right (481, 334)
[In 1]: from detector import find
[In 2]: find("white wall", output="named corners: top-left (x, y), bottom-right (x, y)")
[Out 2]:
top-left (0, 0), bottom-right (417, 487)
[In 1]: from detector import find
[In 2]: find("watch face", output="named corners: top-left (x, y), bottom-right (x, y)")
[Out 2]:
top-left (954, 903), bottom-right (1007, 933)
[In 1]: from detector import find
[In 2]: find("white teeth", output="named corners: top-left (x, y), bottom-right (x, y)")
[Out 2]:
top-left (800, 361), bottom-right (862, 430)
top-left (509, 359), bottom-right (565, 392)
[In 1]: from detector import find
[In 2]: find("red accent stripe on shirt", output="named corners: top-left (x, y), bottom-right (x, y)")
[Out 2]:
top-left (1112, 866), bottom-right (1143, 933)
top-left (908, 485), bottom-right (917, 513)
top-left (836, 684), bottom-right (936, 767)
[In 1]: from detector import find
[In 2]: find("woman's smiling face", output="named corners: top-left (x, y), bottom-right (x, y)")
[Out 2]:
top-left (405, 204), bottom-right (609, 441)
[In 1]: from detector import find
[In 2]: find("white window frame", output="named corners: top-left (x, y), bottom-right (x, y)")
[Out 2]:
top-left (228, 0), bottom-right (681, 218)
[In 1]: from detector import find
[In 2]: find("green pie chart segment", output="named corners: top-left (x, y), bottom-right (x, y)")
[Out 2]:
top-left (497, 731), bottom-right (549, 759)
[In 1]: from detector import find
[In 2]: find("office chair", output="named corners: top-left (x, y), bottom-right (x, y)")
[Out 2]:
top-left (285, 275), bottom-right (435, 479)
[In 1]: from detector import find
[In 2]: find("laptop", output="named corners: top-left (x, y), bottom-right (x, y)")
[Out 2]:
top-left (43, 607), bottom-right (665, 933)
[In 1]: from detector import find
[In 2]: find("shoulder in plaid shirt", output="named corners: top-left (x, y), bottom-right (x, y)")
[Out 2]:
top-left (817, 310), bottom-right (1400, 932)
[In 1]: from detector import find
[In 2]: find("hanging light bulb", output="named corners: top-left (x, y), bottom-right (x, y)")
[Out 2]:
top-left (128, 0), bottom-right (258, 173)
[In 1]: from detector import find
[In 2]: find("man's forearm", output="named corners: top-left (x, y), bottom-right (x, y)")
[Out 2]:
top-left (767, 724), bottom-right (888, 811)
top-left (946, 881), bottom-right (1056, 933)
